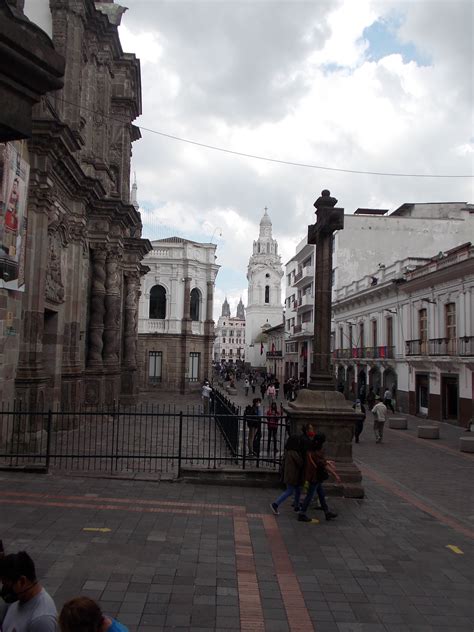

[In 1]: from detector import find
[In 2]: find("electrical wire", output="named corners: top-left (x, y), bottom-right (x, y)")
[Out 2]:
top-left (50, 96), bottom-right (473, 179)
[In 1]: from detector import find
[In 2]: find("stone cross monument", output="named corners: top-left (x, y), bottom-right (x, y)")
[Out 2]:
top-left (285, 190), bottom-right (364, 498)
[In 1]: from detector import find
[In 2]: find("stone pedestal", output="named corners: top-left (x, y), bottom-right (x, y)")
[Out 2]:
top-left (285, 374), bottom-right (364, 498)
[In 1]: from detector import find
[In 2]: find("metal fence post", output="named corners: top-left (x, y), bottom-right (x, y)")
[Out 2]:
top-left (45, 409), bottom-right (53, 472)
top-left (177, 411), bottom-right (183, 478)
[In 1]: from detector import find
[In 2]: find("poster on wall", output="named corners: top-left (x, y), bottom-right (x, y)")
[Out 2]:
top-left (0, 142), bottom-right (30, 291)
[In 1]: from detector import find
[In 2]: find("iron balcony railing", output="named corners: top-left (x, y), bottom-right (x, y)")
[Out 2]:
top-left (266, 350), bottom-right (283, 358)
top-left (406, 337), bottom-right (471, 356)
top-left (334, 346), bottom-right (394, 359)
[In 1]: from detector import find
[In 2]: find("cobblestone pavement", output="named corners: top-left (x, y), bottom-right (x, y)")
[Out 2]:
top-left (1, 382), bottom-right (473, 631)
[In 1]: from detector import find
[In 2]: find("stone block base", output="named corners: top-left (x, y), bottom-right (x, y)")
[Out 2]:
top-left (459, 436), bottom-right (474, 452)
top-left (418, 425), bottom-right (440, 439)
top-left (389, 417), bottom-right (408, 429)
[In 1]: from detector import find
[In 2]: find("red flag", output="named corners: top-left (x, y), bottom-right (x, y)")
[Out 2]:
top-left (260, 342), bottom-right (264, 355)
top-left (271, 342), bottom-right (276, 353)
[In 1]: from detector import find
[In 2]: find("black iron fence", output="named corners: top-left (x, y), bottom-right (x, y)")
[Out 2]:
top-left (0, 390), bottom-right (288, 476)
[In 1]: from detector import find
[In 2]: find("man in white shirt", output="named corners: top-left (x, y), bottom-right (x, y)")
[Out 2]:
top-left (0, 550), bottom-right (57, 632)
top-left (201, 380), bottom-right (212, 414)
top-left (371, 397), bottom-right (388, 443)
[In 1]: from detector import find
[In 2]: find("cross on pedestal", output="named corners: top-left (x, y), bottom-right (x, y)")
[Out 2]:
top-left (284, 189), bottom-right (364, 498)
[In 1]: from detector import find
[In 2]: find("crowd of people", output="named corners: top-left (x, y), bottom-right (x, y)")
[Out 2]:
top-left (0, 549), bottom-right (128, 632)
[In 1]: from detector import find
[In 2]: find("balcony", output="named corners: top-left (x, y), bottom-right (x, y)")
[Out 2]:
top-left (297, 294), bottom-right (313, 312)
top-left (293, 265), bottom-right (313, 287)
top-left (292, 322), bottom-right (312, 336)
top-left (334, 346), bottom-right (394, 359)
top-left (406, 337), bottom-right (471, 356)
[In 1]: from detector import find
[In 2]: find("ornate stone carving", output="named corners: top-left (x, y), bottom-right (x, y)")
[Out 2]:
top-left (103, 248), bottom-right (122, 365)
top-left (87, 245), bottom-right (107, 366)
top-left (123, 271), bottom-right (140, 366)
top-left (45, 231), bottom-right (65, 304)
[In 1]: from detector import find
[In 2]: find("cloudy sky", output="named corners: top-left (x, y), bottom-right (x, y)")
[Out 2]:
top-left (119, 0), bottom-right (473, 319)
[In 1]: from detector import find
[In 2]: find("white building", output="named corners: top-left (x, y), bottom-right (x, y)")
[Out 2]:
top-left (284, 201), bottom-right (474, 386)
top-left (138, 237), bottom-right (219, 392)
top-left (245, 208), bottom-right (284, 368)
top-left (214, 298), bottom-right (246, 364)
top-left (333, 242), bottom-right (473, 427)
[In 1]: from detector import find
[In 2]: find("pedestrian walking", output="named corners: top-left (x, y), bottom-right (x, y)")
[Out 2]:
top-left (266, 383), bottom-right (276, 406)
top-left (372, 396), bottom-right (388, 443)
top-left (266, 402), bottom-right (279, 453)
top-left (352, 399), bottom-right (366, 443)
top-left (0, 550), bottom-right (58, 632)
top-left (59, 596), bottom-right (129, 632)
top-left (251, 377), bottom-right (256, 394)
top-left (270, 434), bottom-right (304, 515)
top-left (383, 388), bottom-right (395, 412)
top-left (366, 385), bottom-right (376, 411)
top-left (244, 377), bottom-right (250, 396)
top-left (298, 433), bottom-right (340, 523)
top-left (274, 378), bottom-right (280, 399)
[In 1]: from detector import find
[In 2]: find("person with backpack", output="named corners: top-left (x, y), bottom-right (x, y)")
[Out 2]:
top-left (298, 433), bottom-right (340, 523)
top-left (372, 396), bottom-right (388, 443)
top-left (270, 433), bottom-right (305, 515)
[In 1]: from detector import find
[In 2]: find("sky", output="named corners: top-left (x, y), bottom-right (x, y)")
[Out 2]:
top-left (118, 0), bottom-right (473, 320)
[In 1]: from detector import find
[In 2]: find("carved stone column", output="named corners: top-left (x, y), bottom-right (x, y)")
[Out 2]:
top-left (87, 245), bottom-right (107, 367)
top-left (103, 248), bottom-right (122, 365)
top-left (123, 271), bottom-right (140, 367)
top-left (204, 280), bottom-right (215, 379)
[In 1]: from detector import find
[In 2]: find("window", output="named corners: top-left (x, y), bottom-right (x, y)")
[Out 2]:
top-left (445, 302), bottom-right (456, 354)
top-left (188, 352), bottom-right (200, 382)
top-left (190, 288), bottom-right (200, 321)
top-left (148, 351), bottom-right (162, 383)
top-left (386, 317), bottom-right (393, 348)
top-left (222, 338), bottom-right (225, 343)
top-left (339, 327), bottom-right (344, 349)
top-left (221, 350), bottom-right (225, 357)
top-left (419, 308), bottom-right (428, 354)
top-left (265, 285), bottom-right (270, 303)
top-left (149, 285), bottom-right (166, 319)
top-left (372, 320), bottom-right (377, 348)
top-left (348, 325), bottom-right (353, 351)
top-left (230, 330), bottom-right (234, 336)
top-left (359, 322), bottom-right (364, 350)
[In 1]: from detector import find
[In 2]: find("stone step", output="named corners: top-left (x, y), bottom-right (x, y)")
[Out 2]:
top-left (459, 435), bottom-right (474, 453)
top-left (418, 425), bottom-right (440, 439)
top-left (389, 417), bottom-right (408, 429)
top-left (179, 466), bottom-right (280, 487)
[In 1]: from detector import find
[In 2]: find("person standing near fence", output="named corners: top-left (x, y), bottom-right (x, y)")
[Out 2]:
top-left (266, 402), bottom-right (279, 454)
top-left (201, 380), bottom-right (212, 414)
top-left (245, 398), bottom-right (260, 456)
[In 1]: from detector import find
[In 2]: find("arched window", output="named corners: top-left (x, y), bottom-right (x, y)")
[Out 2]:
top-left (265, 285), bottom-right (270, 304)
top-left (190, 288), bottom-right (200, 321)
top-left (149, 285), bottom-right (166, 319)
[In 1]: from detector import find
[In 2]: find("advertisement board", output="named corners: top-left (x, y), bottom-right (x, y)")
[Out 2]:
top-left (0, 142), bottom-right (30, 291)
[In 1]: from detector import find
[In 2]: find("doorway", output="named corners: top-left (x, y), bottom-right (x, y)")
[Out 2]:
top-left (416, 374), bottom-right (429, 416)
top-left (441, 376), bottom-right (458, 422)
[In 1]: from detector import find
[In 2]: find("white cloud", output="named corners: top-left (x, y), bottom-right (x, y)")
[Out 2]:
top-left (120, 0), bottom-right (473, 306)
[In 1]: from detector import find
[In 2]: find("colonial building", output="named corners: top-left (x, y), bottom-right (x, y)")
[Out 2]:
top-left (333, 243), bottom-right (473, 426)
top-left (265, 322), bottom-right (285, 383)
top-left (245, 208), bottom-right (284, 368)
top-left (213, 298), bottom-right (246, 365)
top-left (138, 238), bottom-right (219, 392)
top-left (0, 0), bottom-right (150, 409)
top-left (284, 201), bottom-right (474, 385)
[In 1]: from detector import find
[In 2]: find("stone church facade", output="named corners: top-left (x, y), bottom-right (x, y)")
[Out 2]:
top-left (0, 0), bottom-right (151, 409)
top-left (138, 238), bottom-right (219, 393)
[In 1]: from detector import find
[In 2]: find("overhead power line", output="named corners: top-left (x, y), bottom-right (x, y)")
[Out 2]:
top-left (51, 96), bottom-right (473, 179)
